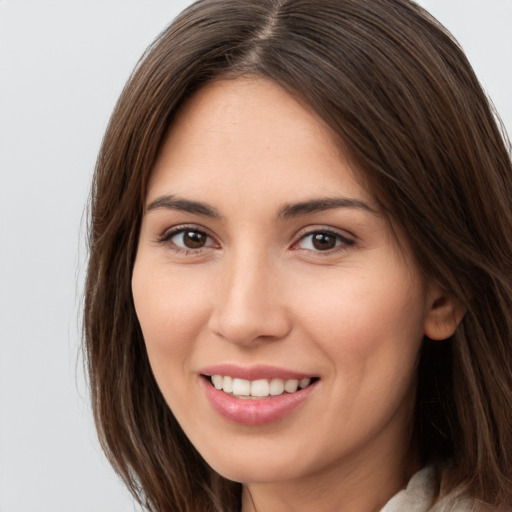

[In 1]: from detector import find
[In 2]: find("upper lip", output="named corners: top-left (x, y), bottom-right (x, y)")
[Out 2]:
top-left (199, 364), bottom-right (317, 381)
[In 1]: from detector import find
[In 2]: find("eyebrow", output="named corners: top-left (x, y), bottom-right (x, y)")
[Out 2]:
top-left (146, 195), bottom-right (221, 218)
top-left (146, 194), bottom-right (377, 220)
top-left (277, 197), bottom-right (376, 219)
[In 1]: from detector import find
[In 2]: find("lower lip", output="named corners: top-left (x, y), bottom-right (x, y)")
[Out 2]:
top-left (200, 377), bottom-right (317, 426)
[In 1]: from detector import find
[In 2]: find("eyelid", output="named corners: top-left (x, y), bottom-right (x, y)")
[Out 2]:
top-left (291, 226), bottom-right (355, 252)
top-left (157, 224), bottom-right (220, 252)
top-left (155, 223), bottom-right (355, 255)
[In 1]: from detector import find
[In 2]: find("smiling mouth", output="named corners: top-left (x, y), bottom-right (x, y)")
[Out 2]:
top-left (206, 375), bottom-right (318, 399)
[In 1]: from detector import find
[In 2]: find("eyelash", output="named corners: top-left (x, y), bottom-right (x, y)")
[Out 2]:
top-left (291, 228), bottom-right (355, 255)
top-left (157, 225), bottom-right (217, 254)
top-left (157, 225), bottom-right (355, 256)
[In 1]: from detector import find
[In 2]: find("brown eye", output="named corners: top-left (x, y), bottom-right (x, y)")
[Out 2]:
top-left (295, 230), bottom-right (354, 252)
top-left (164, 228), bottom-right (215, 251)
top-left (311, 233), bottom-right (337, 250)
top-left (182, 230), bottom-right (207, 248)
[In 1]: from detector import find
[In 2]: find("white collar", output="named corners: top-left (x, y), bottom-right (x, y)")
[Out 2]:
top-left (380, 466), bottom-right (478, 512)
top-left (380, 466), bottom-right (436, 512)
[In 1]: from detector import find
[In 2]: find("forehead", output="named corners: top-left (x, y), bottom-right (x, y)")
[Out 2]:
top-left (148, 77), bottom-right (374, 208)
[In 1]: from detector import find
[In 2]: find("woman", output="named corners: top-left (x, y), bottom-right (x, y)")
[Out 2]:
top-left (84, 0), bottom-right (512, 510)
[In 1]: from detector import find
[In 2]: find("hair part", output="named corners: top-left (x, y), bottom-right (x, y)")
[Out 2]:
top-left (84, 0), bottom-right (512, 510)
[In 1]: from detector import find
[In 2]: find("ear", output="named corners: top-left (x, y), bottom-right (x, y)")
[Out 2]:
top-left (424, 285), bottom-right (466, 340)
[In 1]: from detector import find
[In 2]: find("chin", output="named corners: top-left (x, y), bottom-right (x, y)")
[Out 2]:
top-left (199, 443), bottom-right (309, 484)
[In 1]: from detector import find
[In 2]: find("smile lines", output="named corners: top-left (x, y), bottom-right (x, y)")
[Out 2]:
top-left (210, 375), bottom-right (312, 398)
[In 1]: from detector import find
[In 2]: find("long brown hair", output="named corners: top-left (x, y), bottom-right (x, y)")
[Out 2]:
top-left (84, 0), bottom-right (512, 510)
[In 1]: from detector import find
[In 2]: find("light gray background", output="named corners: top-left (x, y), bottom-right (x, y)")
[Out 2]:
top-left (0, 1), bottom-right (510, 511)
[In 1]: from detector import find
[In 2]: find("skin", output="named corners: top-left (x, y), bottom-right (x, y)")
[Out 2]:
top-left (132, 77), bottom-right (461, 512)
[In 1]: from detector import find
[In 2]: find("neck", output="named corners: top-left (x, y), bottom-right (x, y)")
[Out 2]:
top-left (241, 432), bottom-right (420, 512)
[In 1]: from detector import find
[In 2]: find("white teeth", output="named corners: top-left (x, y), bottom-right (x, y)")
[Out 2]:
top-left (251, 379), bottom-right (269, 397)
top-left (212, 375), bottom-right (223, 390)
top-left (269, 378), bottom-right (285, 396)
top-left (299, 378), bottom-right (311, 389)
top-left (284, 379), bottom-right (299, 393)
top-left (223, 375), bottom-right (233, 393)
top-left (210, 375), bottom-right (314, 398)
top-left (232, 378), bottom-right (251, 396)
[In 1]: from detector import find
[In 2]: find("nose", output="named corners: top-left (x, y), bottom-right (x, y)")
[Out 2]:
top-left (208, 250), bottom-right (292, 347)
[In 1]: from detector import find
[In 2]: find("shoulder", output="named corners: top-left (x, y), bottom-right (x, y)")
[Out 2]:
top-left (431, 493), bottom-right (510, 512)
top-left (380, 466), bottom-right (436, 512)
top-left (380, 467), bottom-right (508, 512)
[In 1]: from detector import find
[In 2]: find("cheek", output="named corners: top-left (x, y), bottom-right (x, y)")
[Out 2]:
top-left (290, 267), bottom-right (426, 450)
top-left (131, 259), bottom-right (211, 375)
top-left (293, 262), bottom-right (427, 379)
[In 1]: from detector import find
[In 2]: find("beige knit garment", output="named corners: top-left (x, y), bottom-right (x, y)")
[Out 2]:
top-left (380, 466), bottom-right (477, 512)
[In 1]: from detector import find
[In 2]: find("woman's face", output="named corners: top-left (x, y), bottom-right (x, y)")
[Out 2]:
top-left (132, 78), bottom-right (441, 489)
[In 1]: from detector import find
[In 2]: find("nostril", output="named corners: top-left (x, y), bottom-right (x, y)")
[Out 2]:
top-left (208, 309), bottom-right (293, 347)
